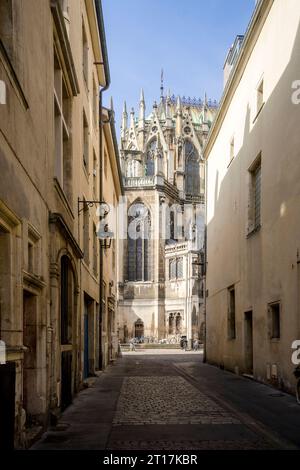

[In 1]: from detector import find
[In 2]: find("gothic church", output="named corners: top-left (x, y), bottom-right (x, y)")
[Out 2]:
top-left (118, 87), bottom-right (217, 344)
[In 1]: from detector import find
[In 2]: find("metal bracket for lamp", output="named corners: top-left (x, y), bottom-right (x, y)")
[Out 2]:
top-left (78, 198), bottom-right (110, 218)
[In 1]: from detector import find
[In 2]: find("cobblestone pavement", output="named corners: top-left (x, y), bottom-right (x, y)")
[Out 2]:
top-left (107, 439), bottom-right (272, 450)
top-left (32, 352), bottom-right (300, 450)
top-left (113, 376), bottom-right (240, 426)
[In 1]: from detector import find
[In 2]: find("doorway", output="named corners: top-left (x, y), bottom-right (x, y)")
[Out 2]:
top-left (244, 311), bottom-right (254, 375)
top-left (135, 319), bottom-right (144, 339)
top-left (23, 290), bottom-right (38, 424)
top-left (60, 255), bottom-right (74, 410)
top-left (0, 362), bottom-right (15, 449)
top-left (83, 302), bottom-right (89, 379)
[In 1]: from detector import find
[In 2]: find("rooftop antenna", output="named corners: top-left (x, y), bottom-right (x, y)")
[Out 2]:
top-left (160, 68), bottom-right (164, 100)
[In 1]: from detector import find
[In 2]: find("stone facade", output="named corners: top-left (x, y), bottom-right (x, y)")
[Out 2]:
top-left (118, 90), bottom-right (217, 344)
top-left (205, 0), bottom-right (300, 392)
top-left (101, 107), bottom-right (124, 367)
top-left (0, 0), bottom-right (122, 448)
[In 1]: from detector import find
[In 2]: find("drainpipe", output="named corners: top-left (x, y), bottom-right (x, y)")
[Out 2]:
top-left (203, 157), bottom-right (208, 363)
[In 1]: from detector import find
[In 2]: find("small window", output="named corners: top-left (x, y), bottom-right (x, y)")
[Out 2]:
top-left (256, 79), bottom-right (264, 115)
top-left (269, 302), bottom-right (280, 339)
top-left (28, 242), bottom-right (34, 273)
top-left (228, 286), bottom-right (236, 340)
top-left (253, 163), bottom-right (261, 229)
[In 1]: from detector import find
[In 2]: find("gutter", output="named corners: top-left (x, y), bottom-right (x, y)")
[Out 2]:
top-left (96, 0), bottom-right (111, 369)
top-left (94, 0), bottom-right (111, 86)
top-left (107, 109), bottom-right (125, 196)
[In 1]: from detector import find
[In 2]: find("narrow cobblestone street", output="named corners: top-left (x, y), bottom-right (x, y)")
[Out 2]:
top-left (32, 351), bottom-right (300, 451)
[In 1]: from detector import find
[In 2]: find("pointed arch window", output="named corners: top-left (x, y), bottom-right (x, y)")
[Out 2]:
top-left (127, 203), bottom-right (151, 281)
top-left (145, 139), bottom-right (156, 176)
top-left (184, 140), bottom-right (200, 195)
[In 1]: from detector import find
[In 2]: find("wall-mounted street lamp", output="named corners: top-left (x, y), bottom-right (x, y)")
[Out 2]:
top-left (78, 198), bottom-right (114, 250)
top-left (98, 223), bottom-right (114, 250)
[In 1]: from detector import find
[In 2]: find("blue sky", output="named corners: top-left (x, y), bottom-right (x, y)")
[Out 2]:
top-left (102, 0), bottom-right (255, 134)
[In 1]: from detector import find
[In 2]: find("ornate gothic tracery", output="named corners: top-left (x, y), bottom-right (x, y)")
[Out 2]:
top-left (184, 140), bottom-right (200, 195)
top-left (145, 139), bottom-right (156, 176)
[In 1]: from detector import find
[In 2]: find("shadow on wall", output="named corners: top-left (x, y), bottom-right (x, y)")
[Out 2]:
top-left (206, 15), bottom-right (300, 391)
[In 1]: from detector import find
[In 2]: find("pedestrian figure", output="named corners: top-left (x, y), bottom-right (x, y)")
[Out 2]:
top-left (193, 339), bottom-right (199, 351)
top-left (180, 335), bottom-right (188, 350)
top-left (129, 339), bottom-right (136, 352)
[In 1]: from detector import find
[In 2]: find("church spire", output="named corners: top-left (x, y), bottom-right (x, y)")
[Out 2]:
top-left (165, 89), bottom-right (172, 127)
top-left (139, 88), bottom-right (145, 126)
top-left (176, 96), bottom-right (182, 136)
top-left (140, 87), bottom-right (145, 103)
top-left (121, 100), bottom-right (128, 140)
top-left (176, 95), bottom-right (182, 115)
top-left (138, 88), bottom-right (145, 148)
top-left (160, 68), bottom-right (164, 100)
top-left (130, 107), bottom-right (135, 128)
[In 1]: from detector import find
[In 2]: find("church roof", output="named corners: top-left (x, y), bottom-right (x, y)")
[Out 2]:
top-left (144, 95), bottom-right (218, 126)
